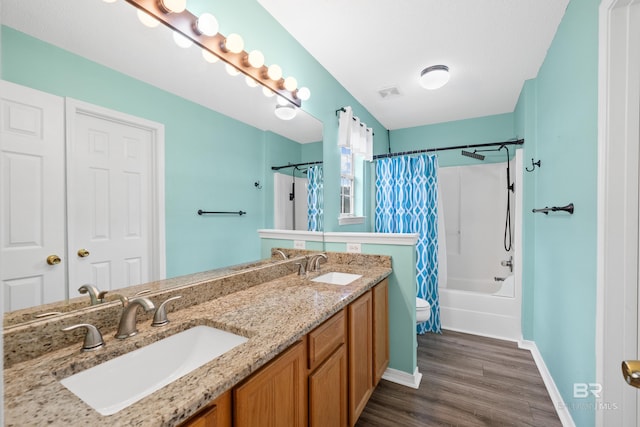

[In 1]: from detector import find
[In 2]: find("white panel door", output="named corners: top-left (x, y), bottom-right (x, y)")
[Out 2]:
top-left (67, 109), bottom-right (153, 297)
top-left (0, 80), bottom-right (66, 311)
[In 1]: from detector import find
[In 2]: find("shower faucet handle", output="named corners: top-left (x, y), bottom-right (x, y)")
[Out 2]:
top-left (501, 256), bottom-right (514, 272)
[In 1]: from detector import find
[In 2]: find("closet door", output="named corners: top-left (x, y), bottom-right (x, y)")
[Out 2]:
top-left (66, 101), bottom-right (157, 296)
top-left (0, 80), bottom-right (66, 310)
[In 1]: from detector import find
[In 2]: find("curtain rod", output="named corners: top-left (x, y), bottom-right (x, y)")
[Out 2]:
top-left (271, 160), bottom-right (323, 171)
top-left (372, 139), bottom-right (524, 160)
top-left (335, 107), bottom-right (375, 135)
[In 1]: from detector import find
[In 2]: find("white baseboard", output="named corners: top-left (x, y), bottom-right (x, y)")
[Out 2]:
top-left (381, 367), bottom-right (422, 389)
top-left (442, 325), bottom-right (522, 344)
top-left (518, 340), bottom-right (576, 427)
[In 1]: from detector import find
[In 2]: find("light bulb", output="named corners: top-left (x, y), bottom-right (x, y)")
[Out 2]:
top-left (159, 0), bottom-right (186, 13)
top-left (245, 76), bottom-right (258, 88)
top-left (267, 64), bottom-right (282, 81)
top-left (103, 0), bottom-right (117, 3)
top-left (195, 13), bottom-right (219, 36)
top-left (137, 9), bottom-right (160, 28)
top-left (225, 64), bottom-right (240, 76)
top-left (202, 50), bottom-right (219, 63)
top-left (262, 87), bottom-right (275, 97)
top-left (223, 33), bottom-right (244, 53)
top-left (247, 50), bottom-right (265, 68)
top-left (296, 87), bottom-right (311, 101)
top-left (283, 76), bottom-right (297, 92)
top-left (173, 32), bottom-right (193, 48)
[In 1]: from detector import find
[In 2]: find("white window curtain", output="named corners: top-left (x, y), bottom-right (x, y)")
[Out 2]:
top-left (337, 106), bottom-right (373, 161)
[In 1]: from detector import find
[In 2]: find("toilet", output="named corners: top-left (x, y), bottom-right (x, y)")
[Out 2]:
top-left (416, 297), bottom-right (431, 323)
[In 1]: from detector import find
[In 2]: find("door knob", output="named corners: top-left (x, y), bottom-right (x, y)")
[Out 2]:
top-left (77, 248), bottom-right (90, 258)
top-left (621, 360), bottom-right (640, 388)
top-left (46, 255), bottom-right (61, 265)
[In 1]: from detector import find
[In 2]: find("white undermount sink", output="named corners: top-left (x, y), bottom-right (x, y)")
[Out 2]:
top-left (60, 325), bottom-right (248, 416)
top-left (311, 272), bottom-right (362, 286)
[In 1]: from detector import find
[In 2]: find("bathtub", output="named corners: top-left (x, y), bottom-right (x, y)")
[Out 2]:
top-left (439, 275), bottom-right (520, 340)
top-left (446, 276), bottom-right (514, 297)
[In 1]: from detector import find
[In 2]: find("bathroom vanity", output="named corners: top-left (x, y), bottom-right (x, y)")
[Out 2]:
top-left (3, 251), bottom-right (391, 426)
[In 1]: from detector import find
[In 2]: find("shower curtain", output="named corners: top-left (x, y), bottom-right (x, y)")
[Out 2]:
top-left (375, 154), bottom-right (441, 333)
top-left (307, 165), bottom-right (323, 232)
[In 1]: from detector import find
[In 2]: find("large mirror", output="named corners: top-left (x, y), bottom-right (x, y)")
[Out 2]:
top-left (1, 0), bottom-right (323, 322)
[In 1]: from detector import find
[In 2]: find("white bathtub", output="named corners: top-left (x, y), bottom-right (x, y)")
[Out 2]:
top-left (439, 275), bottom-right (520, 340)
top-left (446, 276), bottom-right (514, 297)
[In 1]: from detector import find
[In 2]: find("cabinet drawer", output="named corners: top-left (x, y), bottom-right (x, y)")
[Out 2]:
top-left (308, 309), bottom-right (346, 370)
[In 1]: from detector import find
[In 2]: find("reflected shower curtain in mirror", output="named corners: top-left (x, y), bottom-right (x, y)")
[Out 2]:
top-left (375, 154), bottom-right (441, 333)
top-left (307, 165), bottom-right (323, 231)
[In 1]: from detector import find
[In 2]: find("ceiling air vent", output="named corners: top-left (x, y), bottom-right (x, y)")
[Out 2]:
top-left (377, 86), bottom-right (402, 100)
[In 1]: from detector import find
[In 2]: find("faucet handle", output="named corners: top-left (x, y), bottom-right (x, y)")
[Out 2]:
top-left (295, 261), bottom-right (307, 276)
top-left (78, 284), bottom-right (102, 305)
top-left (97, 290), bottom-right (109, 303)
top-left (151, 295), bottom-right (182, 327)
top-left (62, 323), bottom-right (105, 352)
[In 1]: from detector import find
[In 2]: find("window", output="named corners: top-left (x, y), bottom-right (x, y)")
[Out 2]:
top-left (340, 146), bottom-right (354, 216)
top-left (336, 106), bottom-right (372, 225)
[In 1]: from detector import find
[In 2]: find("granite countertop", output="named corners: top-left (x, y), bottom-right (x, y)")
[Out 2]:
top-left (3, 262), bottom-right (391, 426)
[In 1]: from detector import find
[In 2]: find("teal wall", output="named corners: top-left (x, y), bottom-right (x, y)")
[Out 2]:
top-left (389, 113), bottom-right (517, 167)
top-left (515, 0), bottom-right (599, 425)
top-left (185, 0), bottom-right (390, 234)
top-left (1, 26), bottom-right (310, 278)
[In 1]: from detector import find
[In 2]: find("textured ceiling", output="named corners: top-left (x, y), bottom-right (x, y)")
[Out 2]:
top-left (258, 0), bottom-right (570, 130)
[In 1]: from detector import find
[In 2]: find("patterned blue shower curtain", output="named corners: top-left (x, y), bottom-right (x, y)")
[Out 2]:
top-left (307, 165), bottom-right (323, 232)
top-left (375, 155), bottom-right (441, 333)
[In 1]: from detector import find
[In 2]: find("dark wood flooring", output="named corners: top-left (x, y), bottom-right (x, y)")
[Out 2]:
top-left (356, 330), bottom-right (562, 427)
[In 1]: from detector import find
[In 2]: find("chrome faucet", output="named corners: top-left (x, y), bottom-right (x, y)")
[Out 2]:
top-left (62, 323), bottom-right (105, 352)
top-left (115, 296), bottom-right (155, 339)
top-left (151, 295), bottom-right (182, 327)
top-left (274, 249), bottom-right (288, 260)
top-left (308, 253), bottom-right (328, 272)
top-left (78, 284), bottom-right (107, 305)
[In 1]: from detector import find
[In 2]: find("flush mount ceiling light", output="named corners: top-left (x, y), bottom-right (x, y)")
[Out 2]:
top-left (419, 65), bottom-right (450, 90)
top-left (274, 104), bottom-right (297, 121)
top-left (120, 0), bottom-right (309, 108)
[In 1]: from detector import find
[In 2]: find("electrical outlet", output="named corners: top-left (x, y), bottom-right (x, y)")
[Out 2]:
top-left (346, 243), bottom-right (361, 253)
top-left (293, 240), bottom-right (306, 250)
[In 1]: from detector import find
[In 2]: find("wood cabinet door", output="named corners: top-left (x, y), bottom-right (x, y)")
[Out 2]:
top-left (309, 344), bottom-right (348, 427)
top-left (234, 341), bottom-right (306, 427)
top-left (372, 279), bottom-right (390, 386)
top-left (348, 291), bottom-right (373, 427)
top-left (181, 390), bottom-right (231, 427)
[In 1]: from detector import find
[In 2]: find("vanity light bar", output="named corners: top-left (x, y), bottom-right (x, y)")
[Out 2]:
top-left (124, 0), bottom-right (303, 107)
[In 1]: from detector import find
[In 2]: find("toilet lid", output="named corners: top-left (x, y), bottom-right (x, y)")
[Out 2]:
top-left (416, 297), bottom-right (430, 310)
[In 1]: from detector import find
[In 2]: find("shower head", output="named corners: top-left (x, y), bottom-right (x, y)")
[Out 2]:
top-left (461, 150), bottom-right (485, 160)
